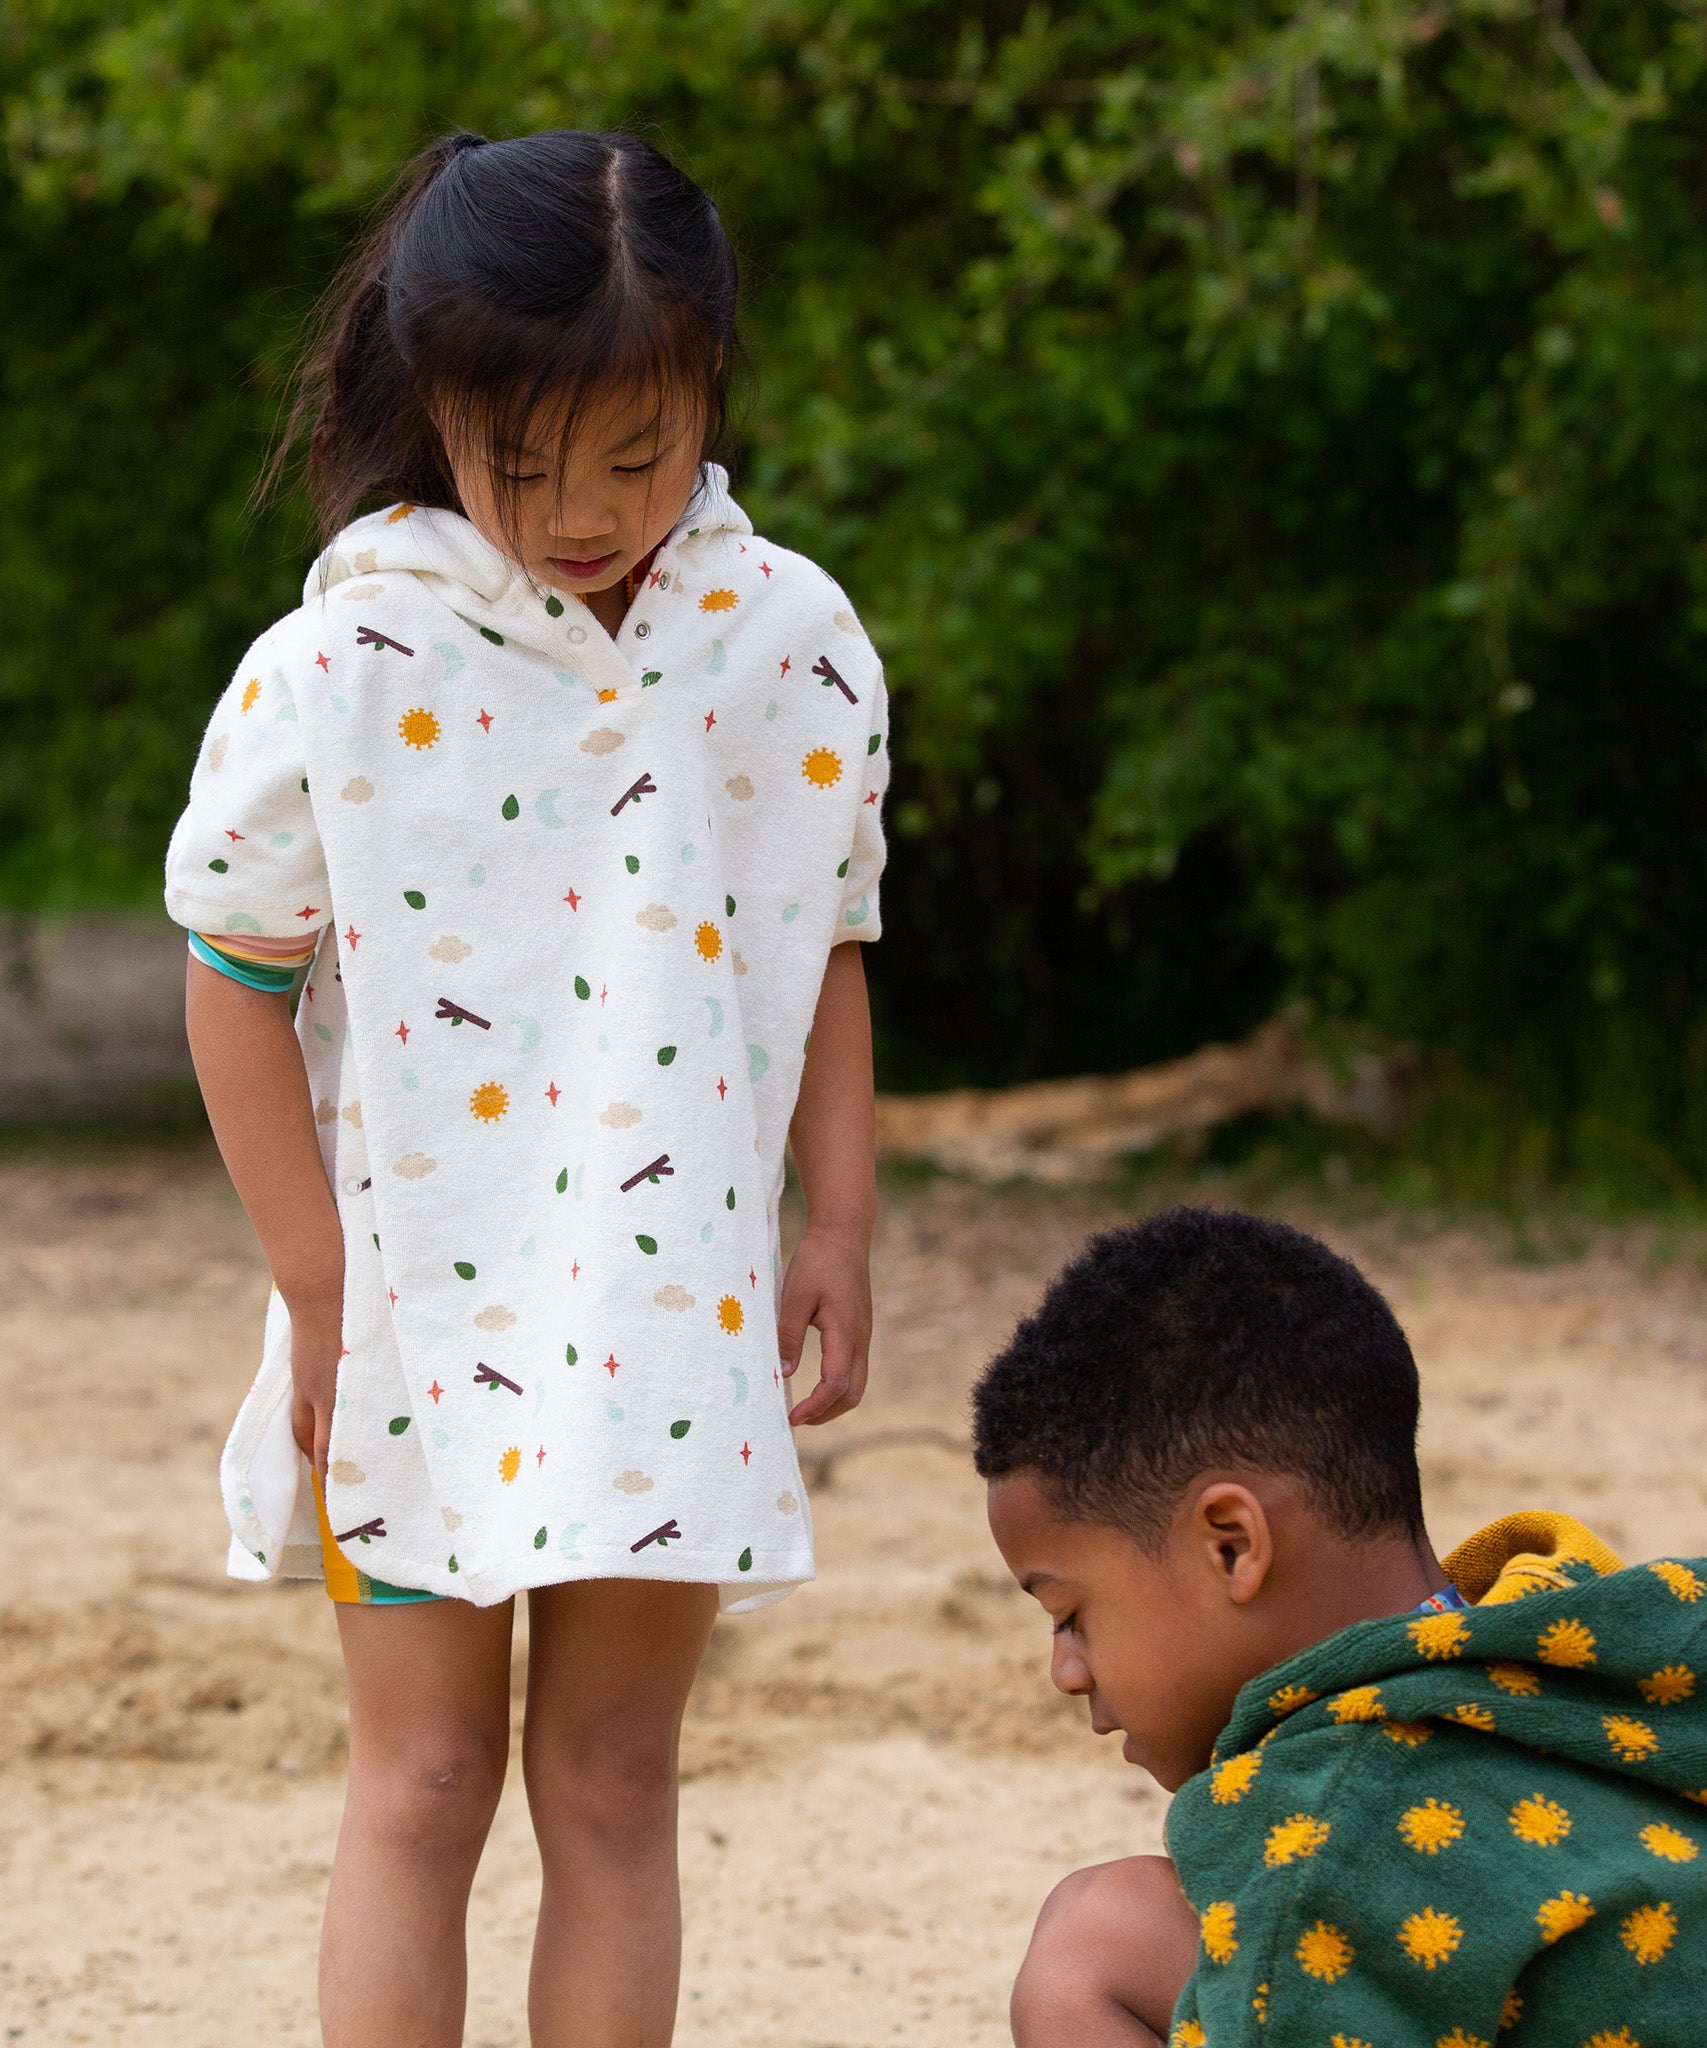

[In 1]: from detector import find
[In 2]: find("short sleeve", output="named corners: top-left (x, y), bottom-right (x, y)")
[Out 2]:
top-left (163, 634), bottom-right (332, 942)
top-left (836, 651), bottom-right (889, 944)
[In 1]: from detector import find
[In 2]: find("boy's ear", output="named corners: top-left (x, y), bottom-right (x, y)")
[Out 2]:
top-left (1190, 1482), bottom-right (1275, 1607)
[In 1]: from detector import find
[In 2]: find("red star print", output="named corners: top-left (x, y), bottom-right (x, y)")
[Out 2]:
top-left (476, 709), bottom-right (493, 732)
top-left (536, 1445), bottom-right (547, 1468)
top-left (864, 790), bottom-right (879, 805)
top-left (388, 1287), bottom-right (398, 1307)
top-left (647, 568), bottom-right (663, 588)
top-left (563, 886), bottom-right (581, 911)
top-left (740, 1442), bottom-right (752, 1465)
top-left (603, 1352), bottom-right (621, 1377)
top-left (779, 655), bottom-right (791, 678)
top-left (429, 1380), bottom-right (443, 1404)
top-left (717, 1076), bottom-right (728, 1101)
top-left (395, 1019), bottom-right (410, 1045)
top-left (571, 1260), bottom-right (580, 1281)
top-left (343, 924), bottom-right (360, 949)
top-left (738, 542), bottom-right (747, 554)
top-left (749, 1268), bottom-right (757, 1289)
top-left (546, 1081), bottom-right (561, 1107)
top-left (704, 709), bottom-right (717, 732)
top-left (600, 985), bottom-right (608, 1006)
top-left (760, 562), bottom-right (772, 578)
top-left (295, 904), bottom-right (320, 920)
top-left (224, 828), bottom-right (245, 842)
top-left (339, 1344), bottom-right (350, 1360)
top-left (302, 983), bottom-right (314, 1002)
top-left (315, 651), bottom-right (330, 671)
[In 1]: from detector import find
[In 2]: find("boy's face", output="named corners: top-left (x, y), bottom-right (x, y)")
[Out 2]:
top-left (443, 386), bottom-right (704, 606)
top-left (986, 1469), bottom-right (1287, 1792)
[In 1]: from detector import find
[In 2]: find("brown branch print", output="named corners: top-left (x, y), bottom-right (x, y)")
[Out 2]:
top-left (356, 626), bottom-right (415, 656)
top-left (611, 772), bottom-right (657, 816)
top-left (620, 1153), bottom-right (674, 1193)
top-left (435, 998), bottom-right (492, 1029)
top-left (630, 1518), bottom-right (683, 1552)
top-left (474, 1362), bottom-right (523, 1395)
top-left (812, 655), bottom-right (858, 704)
top-left (335, 1517), bottom-right (387, 1542)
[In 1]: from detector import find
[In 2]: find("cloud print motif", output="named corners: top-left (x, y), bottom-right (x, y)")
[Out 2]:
top-left (164, 467), bottom-right (888, 1610)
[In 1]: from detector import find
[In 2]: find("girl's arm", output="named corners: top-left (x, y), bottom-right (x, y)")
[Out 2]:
top-left (185, 957), bottom-right (345, 1481)
top-left (779, 940), bottom-right (877, 1426)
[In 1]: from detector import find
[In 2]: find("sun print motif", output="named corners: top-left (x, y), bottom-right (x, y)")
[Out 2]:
top-left (1209, 1752), bottom-right (1261, 1803)
top-left (1328, 1685), bottom-right (1385, 1723)
top-left (1639, 1821), bottom-right (1698, 1863)
top-left (1397, 1906), bottom-right (1462, 1969)
top-left (469, 1081), bottom-right (510, 1123)
top-left (1199, 1901), bottom-right (1237, 1965)
top-left (398, 706), bottom-right (442, 749)
top-left (694, 920), bottom-right (723, 963)
top-left (498, 1446), bottom-right (522, 1484)
top-left (1620, 1900), bottom-right (1677, 1964)
top-left (1535, 1890), bottom-right (1594, 1943)
top-left (1603, 1713), bottom-right (1659, 1763)
top-left (1648, 1559), bottom-right (1705, 1602)
top-left (1487, 1661), bottom-right (1541, 1696)
top-left (1263, 1814), bottom-right (1331, 1867)
top-left (1509, 1794), bottom-right (1571, 1846)
top-left (1268, 1682), bottom-right (1317, 1716)
top-left (240, 678), bottom-right (261, 714)
top-left (698, 588), bottom-right (739, 613)
top-left (1294, 1921), bottom-right (1353, 1983)
top-left (1537, 1618), bottom-right (1597, 1668)
top-left (801, 746), bottom-right (843, 789)
top-left (1638, 1663), bottom-right (1696, 1706)
top-left (1397, 1798), bottom-right (1465, 1854)
top-left (1408, 1610), bottom-right (1472, 1659)
top-left (717, 1295), bottom-right (745, 1335)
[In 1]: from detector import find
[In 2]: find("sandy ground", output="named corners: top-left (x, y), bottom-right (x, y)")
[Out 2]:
top-left (5, 1148), bottom-right (1707, 2045)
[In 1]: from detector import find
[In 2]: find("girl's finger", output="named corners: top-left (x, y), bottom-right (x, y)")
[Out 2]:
top-left (775, 1280), bottom-right (819, 1379)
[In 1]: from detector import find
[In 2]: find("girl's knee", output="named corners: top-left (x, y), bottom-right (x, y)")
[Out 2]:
top-left (349, 1731), bottom-right (508, 1860)
top-left (523, 1718), bottom-right (680, 1840)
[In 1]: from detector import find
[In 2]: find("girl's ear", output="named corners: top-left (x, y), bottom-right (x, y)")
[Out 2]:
top-left (1191, 1482), bottom-right (1275, 1606)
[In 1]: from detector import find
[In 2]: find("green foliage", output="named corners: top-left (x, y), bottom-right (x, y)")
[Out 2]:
top-left (4, 0), bottom-right (1707, 1186)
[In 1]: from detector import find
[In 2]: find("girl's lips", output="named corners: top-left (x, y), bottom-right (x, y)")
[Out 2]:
top-left (549, 551), bottom-right (619, 581)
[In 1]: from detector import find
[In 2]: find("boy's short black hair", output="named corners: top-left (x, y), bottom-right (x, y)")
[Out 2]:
top-left (972, 1207), bottom-right (1425, 1546)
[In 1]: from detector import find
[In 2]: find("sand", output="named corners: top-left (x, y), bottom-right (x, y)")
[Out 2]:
top-left (4, 1148), bottom-right (1707, 2044)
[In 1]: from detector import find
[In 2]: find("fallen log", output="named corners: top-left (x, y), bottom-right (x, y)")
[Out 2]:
top-left (873, 1011), bottom-right (1411, 1183)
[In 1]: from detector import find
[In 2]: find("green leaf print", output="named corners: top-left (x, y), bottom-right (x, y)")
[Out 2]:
top-left (726, 1187), bottom-right (736, 1210)
top-left (635, 1234), bottom-right (658, 1255)
top-left (501, 793), bottom-right (520, 820)
top-left (625, 854), bottom-right (640, 874)
top-left (868, 732), bottom-right (882, 754)
top-left (726, 894), bottom-right (736, 916)
top-left (670, 1419), bottom-right (691, 1439)
top-left (555, 1168), bottom-right (568, 1192)
top-left (837, 859), bottom-right (849, 878)
top-left (448, 1554), bottom-right (459, 1573)
top-left (534, 1526), bottom-right (548, 1549)
top-left (565, 1342), bottom-right (578, 1366)
top-left (403, 889), bottom-right (426, 909)
top-left (641, 669), bottom-right (662, 686)
top-left (388, 1416), bottom-right (411, 1435)
top-left (208, 857), bottom-right (229, 873)
top-left (657, 1046), bottom-right (677, 1066)
top-left (480, 627), bottom-right (504, 645)
top-left (574, 975), bottom-right (591, 1000)
top-left (738, 1548), bottom-right (753, 1572)
top-left (454, 1260), bottom-right (477, 1280)
top-left (544, 595), bottom-right (564, 617)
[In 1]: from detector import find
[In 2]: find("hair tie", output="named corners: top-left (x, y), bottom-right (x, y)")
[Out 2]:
top-left (446, 131), bottom-right (489, 155)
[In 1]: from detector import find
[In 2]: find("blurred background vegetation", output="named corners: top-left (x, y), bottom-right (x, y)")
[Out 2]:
top-left (3, 0), bottom-right (1705, 1200)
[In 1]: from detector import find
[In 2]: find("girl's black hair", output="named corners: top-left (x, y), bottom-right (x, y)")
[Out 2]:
top-left (267, 128), bottom-right (739, 545)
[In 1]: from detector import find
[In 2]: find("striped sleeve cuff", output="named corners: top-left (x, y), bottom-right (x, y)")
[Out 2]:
top-left (188, 931), bottom-right (312, 993)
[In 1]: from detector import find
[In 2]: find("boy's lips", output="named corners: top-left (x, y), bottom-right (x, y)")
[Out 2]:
top-left (549, 551), bottom-right (619, 580)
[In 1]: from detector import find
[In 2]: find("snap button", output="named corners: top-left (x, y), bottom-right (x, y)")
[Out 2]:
top-left (567, 625), bottom-right (587, 645)
top-left (657, 572), bottom-right (670, 589)
top-left (634, 621), bottom-right (650, 638)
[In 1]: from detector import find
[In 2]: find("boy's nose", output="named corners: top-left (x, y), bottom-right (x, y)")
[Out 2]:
top-left (1050, 1637), bottom-right (1093, 1697)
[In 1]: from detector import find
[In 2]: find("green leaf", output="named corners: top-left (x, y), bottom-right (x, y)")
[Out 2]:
top-left (208, 857), bottom-right (228, 873)
top-left (388, 1415), bottom-right (411, 1435)
top-left (565, 1342), bottom-right (578, 1366)
top-left (868, 733), bottom-right (881, 755)
top-left (657, 1045), bottom-right (676, 1065)
top-left (725, 894), bottom-right (736, 915)
top-left (635, 1234), bottom-right (658, 1255)
top-left (625, 854), bottom-right (640, 873)
top-left (534, 1525), bottom-right (548, 1548)
top-left (574, 975), bottom-right (590, 1000)
top-left (448, 1555), bottom-right (459, 1574)
top-left (403, 888), bottom-right (425, 909)
top-left (837, 858), bottom-right (849, 878)
top-left (738, 1547), bottom-right (753, 1572)
top-left (726, 1187), bottom-right (736, 1210)
top-left (544, 595), bottom-right (564, 617)
top-left (453, 1260), bottom-right (476, 1280)
top-left (555, 1167), bottom-right (568, 1192)
top-left (480, 627), bottom-right (504, 646)
top-left (642, 669), bottom-right (662, 686)
top-left (501, 793), bottom-right (520, 820)
top-left (670, 1418), bottom-right (691, 1438)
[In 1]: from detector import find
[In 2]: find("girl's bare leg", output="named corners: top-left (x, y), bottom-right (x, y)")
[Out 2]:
top-left (320, 1596), bottom-right (516, 2048)
top-left (1010, 1855), bottom-right (1201, 2048)
top-left (522, 1578), bottom-right (721, 2048)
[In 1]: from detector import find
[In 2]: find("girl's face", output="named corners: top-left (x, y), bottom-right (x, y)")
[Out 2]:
top-left (443, 385), bottom-right (705, 611)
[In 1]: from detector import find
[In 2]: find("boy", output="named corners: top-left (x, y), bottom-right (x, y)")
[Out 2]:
top-left (974, 1207), bottom-right (1707, 2046)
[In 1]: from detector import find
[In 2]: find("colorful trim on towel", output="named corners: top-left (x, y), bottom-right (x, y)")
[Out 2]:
top-left (189, 928), bottom-right (319, 992)
top-left (313, 1475), bottom-right (440, 1606)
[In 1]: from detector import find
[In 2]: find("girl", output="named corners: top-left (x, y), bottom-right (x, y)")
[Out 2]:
top-left (165, 129), bottom-right (887, 2047)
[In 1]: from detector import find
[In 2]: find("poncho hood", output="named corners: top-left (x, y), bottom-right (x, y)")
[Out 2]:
top-left (1207, 1513), bottom-right (1707, 1803)
top-left (305, 463), bottom-right (754, 660)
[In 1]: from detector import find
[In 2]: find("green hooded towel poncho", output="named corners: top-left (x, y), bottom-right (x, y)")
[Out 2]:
top-left (1166, 1513), bottom-right (1707, 2046)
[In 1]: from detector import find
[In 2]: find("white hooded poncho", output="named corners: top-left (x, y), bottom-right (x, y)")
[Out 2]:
top-left (164, 468), bottom-right (887, 1609)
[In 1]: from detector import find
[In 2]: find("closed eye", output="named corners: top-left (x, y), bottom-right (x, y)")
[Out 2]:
top-left (1052, 1612), bottom-right (1079, 1638)
top-left (613, 458), bottom-right (659, 475)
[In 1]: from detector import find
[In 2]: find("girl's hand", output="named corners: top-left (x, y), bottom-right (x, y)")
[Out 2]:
top-left (779, 1226), bottom-right (873, 1426)
top-left (286, 1288), bottom-right (345, 1486)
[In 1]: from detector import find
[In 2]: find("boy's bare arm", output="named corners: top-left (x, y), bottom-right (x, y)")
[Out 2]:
top-left (185, 957), bottom-right (345, 1480)
top-left (780, 940), bottom-right (877, 1425)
